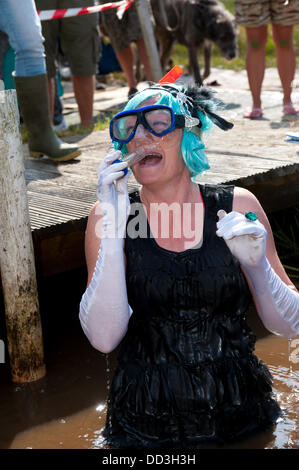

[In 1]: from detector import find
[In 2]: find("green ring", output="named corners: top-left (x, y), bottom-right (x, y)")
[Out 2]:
top-left (245, 212), bottom-right (257, 221)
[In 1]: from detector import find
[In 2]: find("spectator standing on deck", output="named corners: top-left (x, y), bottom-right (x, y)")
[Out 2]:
top-left (35, 0), bottom-right (101, 128)
top-left (0, 0), bottom-right (80, 161)
top-left (235, 0), bottom-right (299, 119)
top-left (99, 0), bottom-right (153, 98)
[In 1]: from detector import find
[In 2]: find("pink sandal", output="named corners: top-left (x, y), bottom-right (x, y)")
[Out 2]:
top-left (243, 108), bottom-right (263, 119)
top-left (283, 104), bottom-right (299, 115)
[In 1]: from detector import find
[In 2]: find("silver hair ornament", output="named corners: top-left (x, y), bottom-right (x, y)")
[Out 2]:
top-left (177, 91), bottom-right (200, 129)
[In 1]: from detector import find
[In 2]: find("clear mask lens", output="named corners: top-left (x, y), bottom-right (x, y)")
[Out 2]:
top-left (113, 114), bottom-right (137, 141)
top-left (112, 107), bottom-right (173, 143)
top-left (144, 108), bottom-right (172, 134)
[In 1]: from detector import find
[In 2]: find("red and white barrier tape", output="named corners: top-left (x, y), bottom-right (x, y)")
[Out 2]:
top-left (37, 0), bottom-right (133, 21)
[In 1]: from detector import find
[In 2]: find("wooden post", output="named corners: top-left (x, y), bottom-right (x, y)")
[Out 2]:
top-left (0, 89), bottom-right (46, 383)
top-left (135, 0), bottom-right (163, 82)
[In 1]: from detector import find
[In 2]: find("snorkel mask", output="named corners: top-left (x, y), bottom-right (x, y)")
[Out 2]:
top-left (110, 104), bottom-right (186, 144)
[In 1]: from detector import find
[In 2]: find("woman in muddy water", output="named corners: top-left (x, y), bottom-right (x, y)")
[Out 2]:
top-left (79, 82), bottom-right (299, 448)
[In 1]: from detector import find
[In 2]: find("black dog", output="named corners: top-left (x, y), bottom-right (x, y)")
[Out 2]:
top-left (151, 0), bottom-right (238, 85)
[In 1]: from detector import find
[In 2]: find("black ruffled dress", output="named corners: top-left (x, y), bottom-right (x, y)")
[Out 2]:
top-left (103, 184), bottom-right (281, 448)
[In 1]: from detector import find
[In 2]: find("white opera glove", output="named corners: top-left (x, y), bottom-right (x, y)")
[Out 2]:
top-left (96, 150), bottom-right (131, 242)
top-left (216, 210), bottom-right (267, 268)
top-left (216, 210), bottom-right (299, 339)
top-left (79, 150), bottom-right (132, 354)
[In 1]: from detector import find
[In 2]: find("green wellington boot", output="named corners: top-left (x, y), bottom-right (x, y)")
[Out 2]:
top-left (14, 74), bottom-right (81, 162)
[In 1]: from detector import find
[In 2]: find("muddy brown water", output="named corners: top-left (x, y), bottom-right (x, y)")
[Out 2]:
top-left (0, 267), bottom-right (298, 450)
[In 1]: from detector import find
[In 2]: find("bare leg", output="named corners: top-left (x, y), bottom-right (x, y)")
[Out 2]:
top-left (72, 74), bottom-right (95, 128)
top-left (244, 25), bottom-right (268, 116)
top-left (135, 38), bottom-right (153, 81)
top-left (272, 24), bottom-right (297, 113)
top-left (114, 45), bottom-right (137, 89)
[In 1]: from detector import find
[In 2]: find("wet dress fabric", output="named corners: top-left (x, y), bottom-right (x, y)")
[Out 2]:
top-left (103, 184), bottom-right (281, 448)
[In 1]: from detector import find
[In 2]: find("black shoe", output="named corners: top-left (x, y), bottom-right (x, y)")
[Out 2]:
top-left (128, 87), bottom-right (138, 99)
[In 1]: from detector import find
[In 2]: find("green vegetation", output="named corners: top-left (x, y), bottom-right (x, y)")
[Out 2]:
top-left (172, 0), bottom-right (299, 72)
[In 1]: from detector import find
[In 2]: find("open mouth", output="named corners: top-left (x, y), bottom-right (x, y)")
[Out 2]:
top-left (138, 152), bottom-right (163, 167)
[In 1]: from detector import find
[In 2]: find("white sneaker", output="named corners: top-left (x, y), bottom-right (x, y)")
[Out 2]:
top-left (54, 116), bottom-right (69, 131)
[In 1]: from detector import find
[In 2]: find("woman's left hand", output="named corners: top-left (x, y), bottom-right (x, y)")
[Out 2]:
top-left (216, 210), bottom-right (267, 269)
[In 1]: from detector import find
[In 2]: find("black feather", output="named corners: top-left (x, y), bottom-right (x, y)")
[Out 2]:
top-left (183, 85), bottom-right (233, 130)
top-left (148, 83), bottom-right (234, 131)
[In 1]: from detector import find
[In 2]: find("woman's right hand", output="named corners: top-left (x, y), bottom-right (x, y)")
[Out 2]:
top-left (97, 150), bottom-right (130, 239)
top-left (79, 150), bottom-right (132, 353)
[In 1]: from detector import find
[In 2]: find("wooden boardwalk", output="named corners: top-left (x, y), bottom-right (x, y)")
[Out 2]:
top-left (23, 83), bottom-right (299, 276)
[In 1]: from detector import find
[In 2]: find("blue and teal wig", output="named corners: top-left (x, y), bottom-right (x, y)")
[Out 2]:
top-left (113, 83), bottom-right (233, 180)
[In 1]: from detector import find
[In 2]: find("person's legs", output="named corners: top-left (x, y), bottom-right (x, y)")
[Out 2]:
top-left (115, 39), bottom-right (155, 97)
top-left (114, 45), bottom-right (138, 96)
top-left (14, 72), bottom-right (80, 161)
top-left (60, 3), bottom-right (100, 128)
top-left (272, 24), bottom-right (297, 114)
top-left (99, 1), bottom-right (150, 97)
top-left (35, 1), bottom-right (60, 120)
top-left (0, 0), bottom-right (79, 160)
top-left (244, 25), bottom-right (268, 117)
top-left (0, 0), bottom-right (46, 76)
top-left (72, 75), bottom-right (95, 128)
